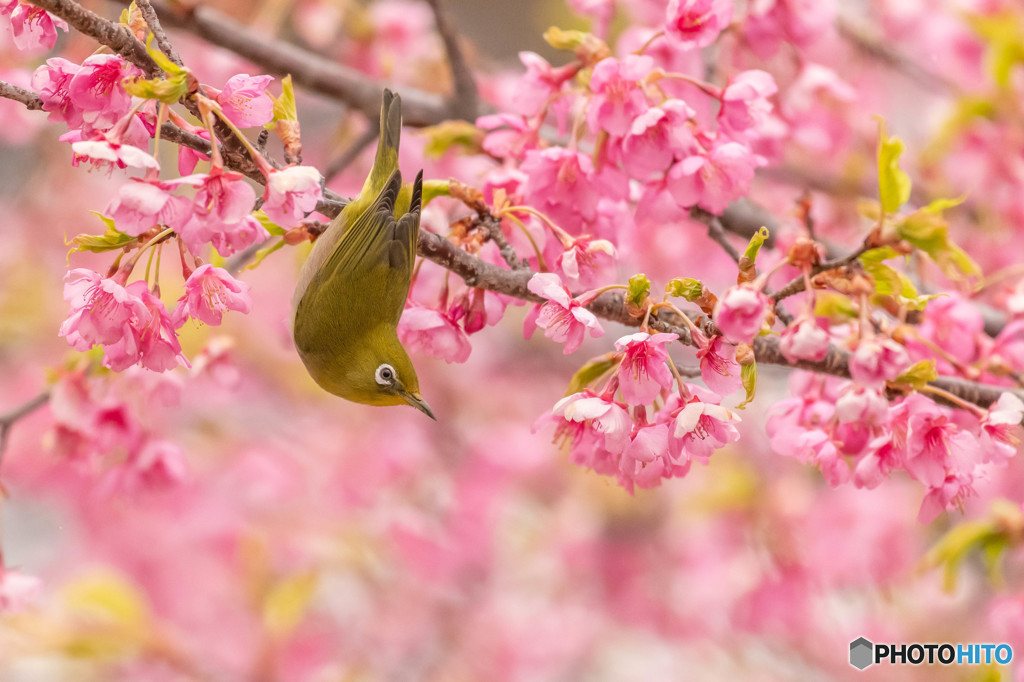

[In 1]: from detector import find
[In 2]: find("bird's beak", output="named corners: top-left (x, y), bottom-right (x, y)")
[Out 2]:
top-left (402, 391), bottom-right (436, 420)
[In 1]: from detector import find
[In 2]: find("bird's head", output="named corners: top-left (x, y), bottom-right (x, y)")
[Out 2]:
top-left (317, 328), bottom-right (434, 419)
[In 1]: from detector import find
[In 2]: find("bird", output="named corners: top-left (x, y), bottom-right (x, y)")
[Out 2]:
top-left (290, 89), bottom-right (434, 419)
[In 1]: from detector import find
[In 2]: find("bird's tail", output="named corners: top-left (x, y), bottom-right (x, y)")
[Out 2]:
top-left (362, 89), bottom-right (402, 200)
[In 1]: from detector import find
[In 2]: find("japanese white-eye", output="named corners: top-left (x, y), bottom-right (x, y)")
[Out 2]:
top-left (290, 90), bottom-right (433, 419)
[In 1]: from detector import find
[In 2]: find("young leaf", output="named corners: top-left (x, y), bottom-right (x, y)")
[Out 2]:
top-left (876, 119), bottom-right (912, 214)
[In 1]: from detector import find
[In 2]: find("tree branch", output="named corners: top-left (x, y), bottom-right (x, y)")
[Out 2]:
top-left (424, 0), bottom-right (479, 121)
top-left (135, 0), bottom-right (183, 67)
top-left (26, 0), bottom-right (160, 76)
top-left (0, 391), bottom-right (50, 465)
top-left (0, 81), bottom-right (42, 110)
top-left (114, 0), bottom-right (469, 127)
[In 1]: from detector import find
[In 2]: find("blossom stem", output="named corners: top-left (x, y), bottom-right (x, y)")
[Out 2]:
top-left (633, 30), bottom-right (666, 55)
top-left (652, 300), bottom-right (702, 337)
top-left (918, 385), bottom-right (986, 417)
top-left (664, 353), bottom-right (690, 400)
top-left (503, 214), bottom-right (548, 271)
top-left (212, 106), bottom-right (275, 178)
top-left (651, 70), bottom-right (720, 98)
top-left (505, 205), bottom-right (574, 247)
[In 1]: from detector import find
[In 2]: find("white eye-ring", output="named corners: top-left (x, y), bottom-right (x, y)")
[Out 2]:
top-left (375, 363), bottom-right (397, 386)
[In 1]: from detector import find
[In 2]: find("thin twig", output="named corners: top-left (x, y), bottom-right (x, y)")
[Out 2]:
top-left (424, 0), bottom-right (479, 121)
top-left (110, 0), bottom-right (467, 127)
top-left (26, 0), bottom-right (160, 77)
top-left (480, 213), bottom-right (526, 270)
top-left (771, 243), bottom-right (873, 303)
top-left (0, 81), bottom-right (43, 110)
top-left (323, 124), bottom-right (379, 183)
top-left (701, 211), bottom-right (741, 264)
top-left (0, 391), bottom-right (51, 465)
top-left (135, 0), bottom-right (183, 67)
top-left (837, 15), bottom-right (958, 95)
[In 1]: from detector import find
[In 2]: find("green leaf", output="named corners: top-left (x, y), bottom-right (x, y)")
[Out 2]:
top-left (422, 120), bottom-right (483, 159)
top-left (966, 11), bottom-right (1024, 87)
top-left (877, 119), bottom-right (912, 214)
top-left (543, 26), bottom-right (591, 51)
top-left (253, 209), bottom-right (286, 236)
top-left (242, 238), bottom-right (286, 271)
top-left (897, 205), bottom-right (981, 281)
top-left (262, 571), bottom-right (318, 637)
top-left (737, 361), bottom-right (757, 409)
top-left (665, 277), bottom-right (704, 302)
top-left (67, 213), bottom-right (136, 261)
top-left (122, 73), bottom-right (189, 104)
top-left (859, 248), bottom-right (943, 310)
top-left (266, 74), bottom-right (297, 128)
top-left (921, 500), bottom-right (1024, 592)
top-left (564, 356), bottom-right (616, 396)
top-left (814, 292), bottom-right (858, 321)
top-left (742, 226), bottom-right (770, 263)
top-left (625, 273), bottom-right (651, 309)
top-left (421, 179), bottom-right (451, 207)
top-left (893, 359), bottom-right (938, 391)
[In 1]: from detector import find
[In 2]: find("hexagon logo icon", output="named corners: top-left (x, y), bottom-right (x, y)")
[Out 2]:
top-left (850, 637), bottom-right (874, 670)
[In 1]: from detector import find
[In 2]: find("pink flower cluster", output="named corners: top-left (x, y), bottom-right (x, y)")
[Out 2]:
top-left (767, 371), bottom-right (1023, 523)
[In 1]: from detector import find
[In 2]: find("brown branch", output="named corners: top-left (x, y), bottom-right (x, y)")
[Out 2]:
top-left (323, 125), bottom-right (379, 183)
top-left (135, 0), bottom-right (183, 67)
top-left (771, 243), bottom-right (873, 303)
top-left (117, 0), bottom-right (468, 127)
top-left (424, 0), bottom-right (479, 121)
top-left (0, 81), bottom-right (43, 110)
top-left (0, 391), bottom-right (50, 465)
top-left (26, 0), bottom-right (160, 77)
top-left (837, 15), bottom-right (958, 95)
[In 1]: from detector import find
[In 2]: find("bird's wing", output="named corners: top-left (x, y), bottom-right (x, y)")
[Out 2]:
top-left (386, 170), bottom-right (424, 294)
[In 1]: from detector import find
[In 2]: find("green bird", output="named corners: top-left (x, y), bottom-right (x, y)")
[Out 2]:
top-left (290, 89), bottom-right (434, 419)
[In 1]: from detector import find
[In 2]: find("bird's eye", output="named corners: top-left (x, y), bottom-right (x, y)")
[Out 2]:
top-left (375, 363), bottom-right (397, 386)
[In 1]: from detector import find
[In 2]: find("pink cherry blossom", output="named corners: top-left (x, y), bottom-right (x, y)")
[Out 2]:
top-left (67, 54), bottom-right (137, 132)
top-left (59, 268), bottom-right (150, 354)
top-left (178, 168), bottom-right (269, 256)
top-left (743, 0), bottom-right (836, 58)
top-left (614, 332), bottom-right (678, 406)
top-left (779, 316), bottom-right (829, 362)
top-left (520, 146), bottom-right (627, 231)
top-left (664, 0), bottom-right (732, 51)
top-left (586, 55), bottom-right (653, 137)
top-left (512, 51), bottom-right (578, 117)
top-left (848, 338), bottom-right (911, 388)
top-left (0, 569), bottom-right (41, 612)
top-left (619, 422), bottom-right (673, 491)
top-left (134, 286), bottom-right (189, 372)
top-left (671, 397), bottom-right (741, 462)
top-left (552, 390), bottom-right (632, 456)
top-left (696, 333), bottom-right (742, 397)
top-left (667, 138), bottom-right (763, 214)
top-left (555, 235), bottom-right (615, 286)
top-left (68, 137), bottom-right (160, 172)
top-left (792, 429), bottom-right (850, 487)
top-left (261, 165), bottom-right (323, 228)
top-left (526, 273), bottom-right (604, 354)
top-left (834, 385), bottom-right (888, 426)
top-left (32, 57), bottom-right (83, 128)
top-left (172, 264), bottom-right (252, 328)
top-left (103, 438), bottom-right (189, 494)
top-left (477, 113), bottom-right (540, 160)
top-left (617, 99), bottom-right (696, 178)
top-left (4, 2), bottom-right (67, 52)
top-left (212, 73), bottom-right (274, 128)
top-left (718, 70), bottom-right (777, 137)
top-left (398, 304), bottom-right (472, 363)
top-left (979, 393), bottom-right (1024, 464)
top-left (713, 284), bottom-right (771, 344)
top-left (903, 393), bottom-right (980, 489)
top-left (105, 179), bottom-right (196, 237)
